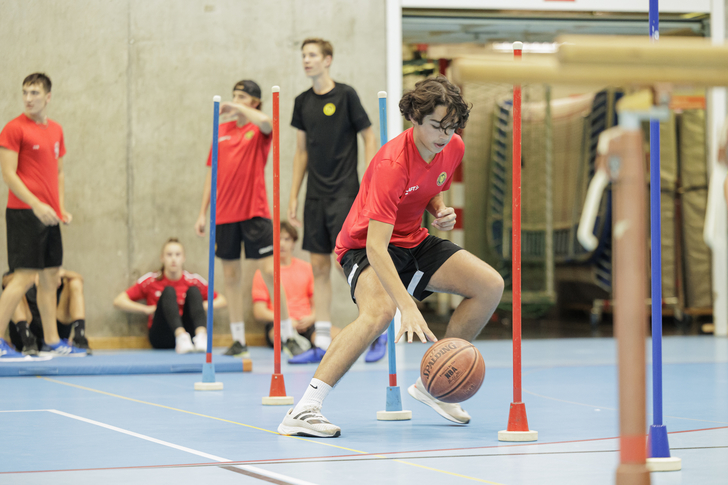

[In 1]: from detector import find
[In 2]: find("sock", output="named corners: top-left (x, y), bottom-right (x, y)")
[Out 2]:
top-left (315, 321), bottom-right (332, 350)
top-left (280, 318), bottom-right (293, 342)
top-left (292, 378), bottom-right (332, 414)
top-left (14, 321), bottom-right (33, 346)
top-left (230, 322), bottom-right (245, 345)
top-left (72, 319), bottom-right (86, 339)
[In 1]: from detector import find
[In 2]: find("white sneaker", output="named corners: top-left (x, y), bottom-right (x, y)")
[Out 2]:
top-left (175, 332), bottom-right (195, 354)
top-left (278, 408), bottom-right (341, 438)
top-left (192, 332), bottom-right (207, 353)
top-left (408, 377), bottom-right (471, 424)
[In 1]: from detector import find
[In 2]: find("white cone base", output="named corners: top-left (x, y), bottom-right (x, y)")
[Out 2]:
top-left (647, 457), bottom-right (682, 472)
top-left (498, 430), bottom-right (538, 441)
top-left (194, 382), bottom-right (224, 391)
top-left (377, 410), bottom-right (412, 421)
top-left (262, 396), bottom-right (294, 406)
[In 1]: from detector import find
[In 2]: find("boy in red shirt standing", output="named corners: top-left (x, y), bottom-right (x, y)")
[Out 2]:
top-left (0, 73), bottom-right (86, 360)
top-left (278, 76), bottom-right (505, 437)
top-left (195, 80), bottom-right (300, 357)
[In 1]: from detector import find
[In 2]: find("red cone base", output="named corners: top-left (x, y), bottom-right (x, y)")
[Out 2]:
top-left (498, 401), bottom-right (538, 441)
top-left (507, 401), bottom-right (529, 431)
top-left (262, 373), bottom-right (293, 405)
top-left (268, 373), bottom-right (287, 397)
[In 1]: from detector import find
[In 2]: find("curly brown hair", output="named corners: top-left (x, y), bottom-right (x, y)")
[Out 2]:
top-left (399, 76), bottom-right (471, 130)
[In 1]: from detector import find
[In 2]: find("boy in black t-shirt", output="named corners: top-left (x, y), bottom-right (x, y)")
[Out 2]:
top-left (288, 38), bottom-right (378, 363)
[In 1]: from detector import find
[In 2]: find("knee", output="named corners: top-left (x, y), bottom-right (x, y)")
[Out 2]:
top-left (186, 286), bottom-right (202, 299)
top-left (310, 256), bottom-right (331, 278)
top-left (478, 267), bottom-right (505, 300)
top-left (161, 286), bottom-right (177, 300)
top-left (68, 277), bottom-right (84, 293)
top-left (222, 264), bottom-right (241, 284)
top-left (363, 307), bottom-right (396, 334)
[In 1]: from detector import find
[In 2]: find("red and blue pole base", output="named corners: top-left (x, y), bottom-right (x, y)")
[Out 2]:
top-left (195, 362), bottom-right (223, 391)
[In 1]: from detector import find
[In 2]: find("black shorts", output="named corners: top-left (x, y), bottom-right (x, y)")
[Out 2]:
top-left (215, 217), bottom-right (273, 260)
top-left (340, 235), bottom-right (462, 303)
top-left (303, 197), bottom-right (356, 254)
top-left (6, 208), bottom-right (63, 271)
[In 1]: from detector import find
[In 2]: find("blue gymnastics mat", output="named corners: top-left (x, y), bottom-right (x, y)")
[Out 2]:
top-left (0, 350), bottom-right (248, 377)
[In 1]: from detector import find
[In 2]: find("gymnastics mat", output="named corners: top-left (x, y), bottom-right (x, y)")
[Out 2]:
top-left (0, 350), bottom-right (249, 377)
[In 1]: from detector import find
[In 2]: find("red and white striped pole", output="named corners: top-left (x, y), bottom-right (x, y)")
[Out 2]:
top-left (498, 42), bottom-right (537, 442)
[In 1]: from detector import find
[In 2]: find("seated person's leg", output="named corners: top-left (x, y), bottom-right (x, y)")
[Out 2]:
top-left (182, 286), bottom-right (207, 352)
top-left (8, 294), bottom-right (36, 353)
top-left (56, 278), bottom-right (72, 340)
top-left (148, 286), bottom-right (194, 353)
top-left (56, 273), bottom-right (89, 349)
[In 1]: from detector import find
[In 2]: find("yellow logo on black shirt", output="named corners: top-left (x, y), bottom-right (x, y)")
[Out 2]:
top-left (323, 103), bottom-right (336, 116)
top-left (244, 131), bottom-right (254, 140)
top-left (437, 172), bottom-right (447, 186)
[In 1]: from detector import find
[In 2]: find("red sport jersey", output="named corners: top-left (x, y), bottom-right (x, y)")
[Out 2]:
top-left (251, 257), bottom-right (314, 321)
top-left (0, 114), bottom-right (66, 218)
top-left (335, 128), bottom-right (464, 262)
top-left (125, 271), bottom-right (217, 328)
top-left (207, 121), bottom-right (271, 224)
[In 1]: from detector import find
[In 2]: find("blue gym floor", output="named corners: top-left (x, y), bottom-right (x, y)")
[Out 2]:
top-left (1, 336), bottom-right (726, 484)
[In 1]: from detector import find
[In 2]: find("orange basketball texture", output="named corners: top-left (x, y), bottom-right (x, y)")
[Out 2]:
top-left (420, 338), bottom-right (485, 403)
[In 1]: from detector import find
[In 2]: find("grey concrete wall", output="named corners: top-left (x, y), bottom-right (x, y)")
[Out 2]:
top-left (0, 0), bottom-right (386, 340)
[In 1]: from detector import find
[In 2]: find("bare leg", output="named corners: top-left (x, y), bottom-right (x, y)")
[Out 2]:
top-left (66, 277), bottom-right (85, 321)
top-left (221, 259), bottom-right (244, 323)
top-left (56, 279), bottom-right (72, 324)
top-left (313, 267), bottom-right (396, 386)
top-left (11, 294), bottom-right (33, 324)
top-left (310, 253), bottom-right (332, 322)
top-left (258, 255), bottom-right (289, 321)
top-left (0, 270), bottom-right (38, 339)
top-left (425, 251), bottom-right (505, 341)
top-left (37, 267), bottom-right (61, 345)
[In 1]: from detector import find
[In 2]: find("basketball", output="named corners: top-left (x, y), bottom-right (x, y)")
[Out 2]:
top-left (420, 338), bottom-right (485, 403)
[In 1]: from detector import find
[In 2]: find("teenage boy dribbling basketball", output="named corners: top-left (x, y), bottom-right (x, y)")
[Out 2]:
top-left (278, 76), bottom-right (505, 437)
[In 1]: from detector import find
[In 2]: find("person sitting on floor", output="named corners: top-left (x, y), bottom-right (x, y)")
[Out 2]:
top-left (251, 221), bottom-right (339, 363)
top-left (3, 268), bottom-right (90, 355)
top-left (113, 238), bottom-right (227, 354)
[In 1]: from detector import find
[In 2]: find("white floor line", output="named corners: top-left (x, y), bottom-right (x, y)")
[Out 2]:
top-left (0, 409), bottom-right (51, 413)
top-left (46, 409), bottom-right (318, 485)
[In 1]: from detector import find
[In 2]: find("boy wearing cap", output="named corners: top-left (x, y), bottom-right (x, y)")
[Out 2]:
top-left (195, 80), bottom-right (302, 357)
top-left (287, 38), bottom-right (378, 363)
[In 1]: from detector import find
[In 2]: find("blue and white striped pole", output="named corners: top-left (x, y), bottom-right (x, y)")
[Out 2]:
top-left (647, 0), bottom-right (680, 470)
top-left (376, 91), bottom-right (411, 421)
top-left (196, 95), bottom-right (224, 391)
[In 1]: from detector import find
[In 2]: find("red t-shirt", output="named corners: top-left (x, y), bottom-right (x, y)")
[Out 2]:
top-left (125, 271), bottom-right (217, 328)
top-left (207, 121), bottom-right (271, 224)
top-left (335, 128), bottom-right (464, 262)
top-left (0, 114), bottom-right (66, 217)
top-left (251, 258), bottom-right (314, 321)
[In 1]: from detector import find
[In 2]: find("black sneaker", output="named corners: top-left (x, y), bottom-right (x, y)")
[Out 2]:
top-left (223, 341), bottom-right (249, 357)
top-left (22, 338), bottom-right (39, 356)
top-left (283, 338), bottom-right (305, 357)
top-left (72, 335), bottom-right (93, 355)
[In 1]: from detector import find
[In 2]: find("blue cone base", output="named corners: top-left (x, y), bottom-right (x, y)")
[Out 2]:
top-left (202, 363), bottom-right (217, 383)
top-left (648, 424), bottom-right (672, 458)
top-left (385, 386), bottom-right (403, 412)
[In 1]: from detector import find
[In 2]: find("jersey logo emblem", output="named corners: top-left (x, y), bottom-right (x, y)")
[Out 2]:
top-left (244, 131), bottom-right (254, 140)
top-left (33, 145), bottom-right (40, 150)
top-left (323, 103), bottom-right (336, 116)
top-left (437, 172), bottom-right (447, 186)
top-left (54, 142), bottom-right (59, 159)
top-left (219, 135), bottom-right (231, 142)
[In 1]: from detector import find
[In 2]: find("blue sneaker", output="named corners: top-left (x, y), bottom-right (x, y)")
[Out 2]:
top-left (288, 346), bottom-right (325, 364)
top-left (365, 334), bottom-right (387, 363)
top-left (44, 339), bottom-right (87, 357)
top-left (0, 338), bottom-right (31, 362)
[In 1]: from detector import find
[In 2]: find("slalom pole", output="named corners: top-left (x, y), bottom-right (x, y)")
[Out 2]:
top-left (499, 41), bottom-right (537, 441)
top-left (195, 95), bottom-right (224, 391)
top-left (262, 86), bottom-right (293, 405)
top-left (647, 0), bottom-right (681, 472)
top-left (376, 91), bottom-right (411, 421)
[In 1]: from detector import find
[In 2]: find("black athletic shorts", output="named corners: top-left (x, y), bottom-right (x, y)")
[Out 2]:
top-left (215, 217), bottom-right (274, 260)
top-left (340, 235), bottom-right (462, 303)
top-left (303, 197), bottom-right (356, 254)
top-left (6, 208), bottom-right (63, 271)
